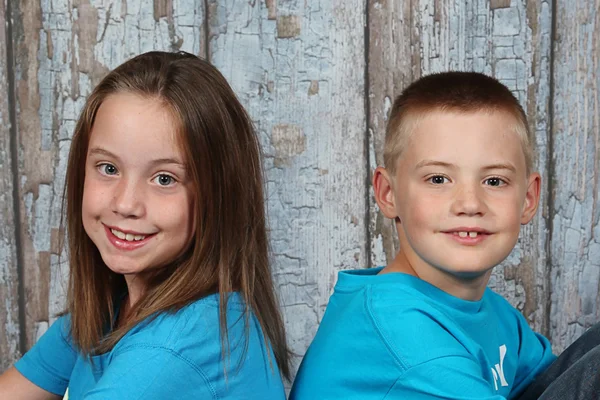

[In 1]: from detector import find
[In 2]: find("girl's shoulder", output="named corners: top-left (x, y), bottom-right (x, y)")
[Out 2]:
top-left (115, 292), bottom-right (250, 356)
top-left (111, 292), bottom-right (284, 398)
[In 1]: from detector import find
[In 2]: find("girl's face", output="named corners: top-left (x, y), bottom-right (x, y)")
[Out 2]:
top-left (82, 93), bottom-right (195, 292)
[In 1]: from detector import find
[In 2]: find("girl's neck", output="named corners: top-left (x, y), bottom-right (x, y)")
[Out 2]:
top-left (116, 293), bottom-right (131, 329)
top-left (124, 274), bottom-right (146, 306)
top-left (116, 275), bottom-right (146, 329)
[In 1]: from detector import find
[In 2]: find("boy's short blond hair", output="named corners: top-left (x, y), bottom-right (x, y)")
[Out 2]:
top-left (384, 72), bottom-right (534, 175)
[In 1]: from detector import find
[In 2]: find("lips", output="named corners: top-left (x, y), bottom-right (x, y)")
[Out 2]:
top-left (110, 228), bottom-right (147, 242)
top-left (442, 228), bottom-right (492, 245)
top-left (103, 224), bottom-right (157, 251)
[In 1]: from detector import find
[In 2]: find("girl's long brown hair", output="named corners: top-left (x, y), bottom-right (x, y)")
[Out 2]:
top-left (64, 51), bottom-right (290, 379)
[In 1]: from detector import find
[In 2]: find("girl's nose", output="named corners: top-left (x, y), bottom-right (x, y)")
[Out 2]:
top-left (111, 179), bottom-right (145, 218)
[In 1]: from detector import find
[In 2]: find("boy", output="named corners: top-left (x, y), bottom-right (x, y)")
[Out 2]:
top-left (290, 72), bottom-right (600, 399)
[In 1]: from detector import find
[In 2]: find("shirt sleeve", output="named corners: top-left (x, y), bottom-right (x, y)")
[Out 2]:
top-left (14, 315), bottom-right (77, 396)
top-left (509, 312), bottom-right (556, 397)
top-left (386, 356), bottom-right (508, 400)
top-left (82, 345), bottom-right (216, 400)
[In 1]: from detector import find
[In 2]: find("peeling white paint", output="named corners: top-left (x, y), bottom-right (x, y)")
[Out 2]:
top-left (549, 0), bottom-right (600, 351)
top-left (209, 0), bottom-right (368, 379)
top-left (1, 0), bottom-right (598, 377)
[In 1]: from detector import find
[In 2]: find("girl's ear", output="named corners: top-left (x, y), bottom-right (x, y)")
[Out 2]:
top-left (521, 172), bottom-right (541, 224)
top-left (373, 167), bottom-right (400, 220)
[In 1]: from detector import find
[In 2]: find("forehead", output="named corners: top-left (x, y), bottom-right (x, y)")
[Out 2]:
top-left (89, 93), bottom-right (183, 160)
top-left (400, 110), bottom-right (526, 169)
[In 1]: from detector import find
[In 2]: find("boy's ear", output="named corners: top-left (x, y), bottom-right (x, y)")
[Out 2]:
top-left (373, 167), bottom-right (399, 219)
top-left (521, 172), bottom-right (542, 224)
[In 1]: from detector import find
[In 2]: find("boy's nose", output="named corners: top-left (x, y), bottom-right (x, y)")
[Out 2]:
top-left (450, 185), bottom-right (486, 216)
top-left (111, 179), bottom-right (145, 218)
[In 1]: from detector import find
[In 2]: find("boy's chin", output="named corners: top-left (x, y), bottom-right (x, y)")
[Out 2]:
top-left (433, 262), bottom-right (495, 281)
top-left (450, 269), bottom-right (491, 281)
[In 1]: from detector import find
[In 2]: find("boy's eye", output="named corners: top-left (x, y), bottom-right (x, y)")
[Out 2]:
top-left (484, 177), bottom-right (506, 187)
top-left (428, 175), bottom-right (449, 185)
top-left (153, 174), bottom-right (176, 186)
top-left (98, 163), bottom-right (118, 176)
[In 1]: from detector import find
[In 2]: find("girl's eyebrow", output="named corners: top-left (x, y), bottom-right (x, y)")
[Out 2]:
top-left (88, 147), bottom-right (186, 170)
top-left (88, 147), bottom-right (120, 160)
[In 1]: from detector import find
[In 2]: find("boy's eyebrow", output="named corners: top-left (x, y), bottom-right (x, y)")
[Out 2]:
top-left (88, 147), bottom-right (186, 169)
top-left (414, 160), bottom-right (518, 173)
top-left (482, 163), bottom-right (517, 173)
top-left (414, 160), bottom-right (455, 169)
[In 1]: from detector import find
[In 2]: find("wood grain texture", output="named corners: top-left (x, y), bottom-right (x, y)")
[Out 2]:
top-left (1, 0), bottom-right (599, 377)
top-left (549, 0), bottom-right (600, 352)
top-left (208, 0), bottom-right (368, 376)
top-left (368, 0), bottom-right (554, 334)
top-left (0, 0), bottom-right (22, 370)
top-left (10, 0), bottom-right (205, 351)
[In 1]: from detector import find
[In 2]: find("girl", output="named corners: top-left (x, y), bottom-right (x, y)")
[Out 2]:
top-left (0, 51), bottom-right (289, 399)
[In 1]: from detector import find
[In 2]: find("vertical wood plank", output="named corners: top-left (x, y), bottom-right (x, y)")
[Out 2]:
top-left (0, 0), bottom-right (22, 370)
top-left (11, 0), bottom-right (205, 350)
top-left (368, 0), bottom-right (554, 334)
top-left (549, 0), bottom-right (600, 352)
top-left (209, 0), bottom-right (368, 377)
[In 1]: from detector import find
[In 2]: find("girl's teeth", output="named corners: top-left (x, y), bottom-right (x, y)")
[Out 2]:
top-left (111, 229), bottom-right (126, 240)
top-left (469, 232), bottom-right (478, 238)
top-left (111, 229), bottom-right (146, 241)
top-left (458, 231), bottom-right (468, 238)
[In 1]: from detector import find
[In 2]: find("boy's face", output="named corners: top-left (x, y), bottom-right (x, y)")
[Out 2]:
top-left (375, 110), bottom-right (540, 291)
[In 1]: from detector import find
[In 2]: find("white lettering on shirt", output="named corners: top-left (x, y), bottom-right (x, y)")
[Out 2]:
top-left (491, 344), bottom-right (509, 390)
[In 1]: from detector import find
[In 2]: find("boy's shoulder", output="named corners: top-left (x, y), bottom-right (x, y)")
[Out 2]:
top-left (332, 267), bottom-right (526, 368)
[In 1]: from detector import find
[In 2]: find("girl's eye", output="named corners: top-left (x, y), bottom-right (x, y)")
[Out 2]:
top-left (99, 163), bottom-right (118, 176)
top-left (428, 175), bottom-right (449, 185)
top-left (154, 174), bottom-right (176, 187)
top-left (484, 177), bottom-right (506, 187)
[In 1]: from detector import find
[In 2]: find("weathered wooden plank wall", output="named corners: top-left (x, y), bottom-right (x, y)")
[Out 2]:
top-left (6, 0), bottom-right (207, 369)
top-left (0, 0), bottom-right (598, 383)
top-left (549, 0), bottom-right (600, 351)
top-left (0, 0), bottom-right (22, 371)
top-left (207, 0), bottom-right (368, 372)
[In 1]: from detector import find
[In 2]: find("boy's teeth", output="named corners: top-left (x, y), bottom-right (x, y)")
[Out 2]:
top-left (111, 229), bottom-right (146, 241)
top-left (456, 231), bottom-right (479, 238)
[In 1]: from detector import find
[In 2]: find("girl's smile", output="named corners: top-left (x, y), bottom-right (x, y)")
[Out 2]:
top-left (81, 92), bottom-right (195, 297)
top-left (103, 224), bottom-right (158, 251)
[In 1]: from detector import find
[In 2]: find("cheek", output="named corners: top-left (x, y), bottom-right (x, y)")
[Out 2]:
top-left (491, 194), bottom-right (524, 224)
top-left (82, 178), bottom-right (103, 217)
top-left (401, 190), bottom-right (443, 227)
top-left (162, 191), bottom-right (195, 238)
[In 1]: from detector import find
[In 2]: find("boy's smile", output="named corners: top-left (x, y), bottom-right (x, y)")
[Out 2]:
top-left (374, 110), bottom-right (540, 300)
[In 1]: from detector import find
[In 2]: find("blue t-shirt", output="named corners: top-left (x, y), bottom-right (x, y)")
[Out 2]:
top-left (16, 293), bottom-right (285, 399)
top-left (290, 267), bottom-right (556, 400)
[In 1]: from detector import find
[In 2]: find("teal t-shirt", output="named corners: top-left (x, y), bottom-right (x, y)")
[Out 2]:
top-left (290, 267), bottom-right (556, 400)
top-left (16, 293), bottom-right (285, 399)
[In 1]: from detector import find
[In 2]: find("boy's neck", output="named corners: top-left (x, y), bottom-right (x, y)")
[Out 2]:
top-left (380, 252), bottom-right (492, 301)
